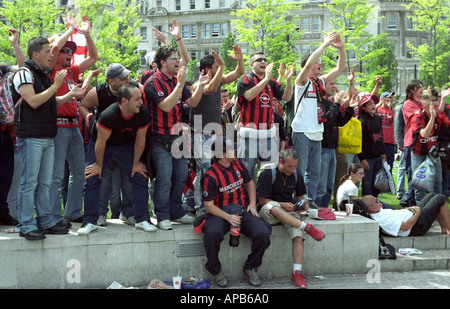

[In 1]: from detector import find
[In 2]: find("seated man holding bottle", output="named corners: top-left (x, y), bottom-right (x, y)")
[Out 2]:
top-left (201, 136), bottom-right (271, 288)
top-left (257, 149), bottom-right (325, 289)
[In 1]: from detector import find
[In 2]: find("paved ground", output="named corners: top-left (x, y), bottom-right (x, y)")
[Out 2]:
top-left (215, 269), bottom-right (450, 289)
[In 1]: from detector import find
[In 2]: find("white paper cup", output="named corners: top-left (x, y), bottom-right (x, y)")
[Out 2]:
top-left (345, 203), bottom-right (353, 216)
top-left (172, 276), bottom-right (182, 289)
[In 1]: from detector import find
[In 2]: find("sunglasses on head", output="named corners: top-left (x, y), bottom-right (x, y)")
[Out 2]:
top-left (251, 57), bottom-right (267, 63)
top-left (60, 48), bottom-right (73, 54)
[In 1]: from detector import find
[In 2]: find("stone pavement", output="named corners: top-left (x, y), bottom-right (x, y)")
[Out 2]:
top-left (216, 269), bottom-right (450, 289)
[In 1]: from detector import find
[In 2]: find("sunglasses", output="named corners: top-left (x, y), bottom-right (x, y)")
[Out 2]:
top-left (60, 48), bottom-right (73, 54)
top-left (168, 55), bottom-right (180, 60)
top-left (251, 57), bottom-right (267, 63)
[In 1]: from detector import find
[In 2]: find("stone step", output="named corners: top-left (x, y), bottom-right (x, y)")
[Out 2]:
top-left (381, 223), bottom-right (449, 251)
top-left (380, 249), bottom-right (450, 272)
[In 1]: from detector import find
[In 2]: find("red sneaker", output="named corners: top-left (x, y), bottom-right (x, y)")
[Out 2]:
top-left (291, 270), bottom-right (307, 288)
top-left (304, 223), bottom-right (325, 241)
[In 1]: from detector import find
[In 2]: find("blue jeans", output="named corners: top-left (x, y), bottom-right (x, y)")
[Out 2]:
top-left (384, 143), bottom-right (396, 173)
top-left (50, 127), bottom-right (85, 221)
top-left (98, 160), bottom-right (133, 218)
top-left (237, 131), bottom-right (278, 177)
top-left (0, 130), bottom-right (14, 218)
top-left (83, 140), bottom-right (150, 225)
top-left (292, 132), bottom-right (321, 203)
top-left (151, 142), bottom-right (188, 222)
top-left (396, 150), bottom-right (407, 195)
top-left (316, 147), bottom-right (336, 208)
top-left (361, 156), bottom-right (383, 197)
top-left (193, 134), bottom-right (214, 212)
top-left (16, 137), bottom-right (57, 233)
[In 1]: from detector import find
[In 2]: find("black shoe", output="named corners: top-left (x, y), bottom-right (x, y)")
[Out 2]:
top-left (71, 216), bottom-right (83, 223)
top-left (19, 230), bottom-right (46, 240)
top-left (43, 222), bottom-right (69, 235)
top-left (0, 214), bottom-right (19, 226)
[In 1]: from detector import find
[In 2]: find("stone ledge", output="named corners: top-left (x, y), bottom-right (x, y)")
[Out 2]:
top-left (0, 212), bottom-right (379, 288)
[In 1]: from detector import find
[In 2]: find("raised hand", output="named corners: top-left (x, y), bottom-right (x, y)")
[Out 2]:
top-left (265, 63), bottom-right (274, 81)
top-left (228, 45), bottom-right (243, 62)
top-left (199, 69), bottom-right (212, 87)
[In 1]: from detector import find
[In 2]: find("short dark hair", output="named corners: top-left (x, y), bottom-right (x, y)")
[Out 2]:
top-left (117, 83), bottom-right (139, 104)
top-left (405, 79), bottom-right (423, 100)
top-left (154, 45), bottom-right (178, 70)
top-left (300, 53), bottom-right (311, 68)
top-left (250, 51), bottom-right (264, 63)
top-left (27, 37), bottom-right (50, 59)
top-left (199, 55), bottom-right (215, 71)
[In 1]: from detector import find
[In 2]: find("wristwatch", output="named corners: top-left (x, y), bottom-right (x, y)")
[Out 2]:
top-left (176, 82), bottom-right (184, 88)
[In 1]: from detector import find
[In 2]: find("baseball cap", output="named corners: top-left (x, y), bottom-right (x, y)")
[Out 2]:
top-left (145, 51), bottom-right (156, 65)
top-left (106, 63), bottom-right (131, 79)
top-left (380, 92), bottom-right (395, 99)
top-left (48, 34), bottom-right (77, 53)
top-left (358, 94), bottom-right (379, 114)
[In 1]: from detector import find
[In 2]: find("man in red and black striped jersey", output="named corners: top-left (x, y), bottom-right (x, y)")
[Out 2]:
top-left (144, 45), bottom-right (211, 230)
top-left (201, 137), bottom-right (271, 287)
top-left (236, 52), bottom-right (294, 176)
top-left (411, 95), bottom-right (450, 202)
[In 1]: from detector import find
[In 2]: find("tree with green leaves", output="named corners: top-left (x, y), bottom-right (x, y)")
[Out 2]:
top-left (404, 0), bottom-right (450, 88)
top-left (320, 0), bottom-right (384, 90)
top-left (364, 34), bottom-right (398, 94)
top-left (73, 0), bottom-right (141, 82)
top-left (230, 0), bottom-right (302, 80)
top-left (0, 0), bottom-right (63, 64)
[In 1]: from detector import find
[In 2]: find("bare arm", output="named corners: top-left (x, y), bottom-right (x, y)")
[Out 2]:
top-left (85, 124), bottom-right (111, 179)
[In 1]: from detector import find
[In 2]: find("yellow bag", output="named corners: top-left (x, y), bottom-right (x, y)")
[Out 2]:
top-left (338, 118), bottom-right (362, 154)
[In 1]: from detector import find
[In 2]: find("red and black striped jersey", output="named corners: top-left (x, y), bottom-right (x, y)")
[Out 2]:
top-left (411, 109), bottom-right (450, 155)
top-left (143, 70), bottom-right (192, 135)
top-left (202, 159), bottom-right (251, 208)
top-left (236, 72), bottom-right (285, 130)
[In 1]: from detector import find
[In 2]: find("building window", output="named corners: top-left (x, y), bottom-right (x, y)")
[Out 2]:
top-left (141, 27), bottom-right (147, 40)
top-left (191, 51), bottom-right (197, 61)
top-left (221, 23), bottom-right (228, 37)
top-left (301, 44), bottom-right (311, 56)
top-left (175, 0), bottom-right (181, 11)
top-left (300, 17), bottom-right (320, 33)
top-left (191, 24), bottom-right (197, 38)
top-left (190, 0), bottom-right (195, 9)
top-left (406, 15), bottom-right (414, 30)
top-left (204, 24), bottom-right (210, 37)
top-left (219, 0), bottom-right (225, 7)
top-left (205, 0), bottom-right (210, 9)
top-left (140, 50), bottom-right (147, 66)
top-left (182, 25), bottom-right (189, 38)
top-left (387, 14), bottom-right (397, 30)
top-left (212, 23), bottom-right (220, 37)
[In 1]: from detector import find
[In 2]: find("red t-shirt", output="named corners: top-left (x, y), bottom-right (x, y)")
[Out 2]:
top-left (402, 98), bottom-right (423, 148)
top-left (376, 106), bottom-right (395, 145)
top-left (50, 65), bottom-right (80, 128)
top-left (411, 109), bottom-right (450, 155)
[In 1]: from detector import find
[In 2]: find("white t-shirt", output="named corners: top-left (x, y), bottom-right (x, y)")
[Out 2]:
top-left (370, 209), bottom-right (414, 237)
top-left (336, 179), bottom-right (359, 207)
top-left (291, 78), bottom-right (324, 140)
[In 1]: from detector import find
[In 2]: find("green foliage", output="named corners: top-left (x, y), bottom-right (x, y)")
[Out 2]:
top-left (0, 0), bottom-right (63, 63)
top-left (231, 0), bottom-right (302, 79)
top-left (404, 0), bottom-right (450, 88)
top-left (73, 0), bottom-right (141, 82)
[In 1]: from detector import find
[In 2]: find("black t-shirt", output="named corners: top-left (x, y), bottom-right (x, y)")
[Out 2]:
top-left (257, 168), bottom-right (306, 205)
top-left (97, 103), bottom-right (150, 146)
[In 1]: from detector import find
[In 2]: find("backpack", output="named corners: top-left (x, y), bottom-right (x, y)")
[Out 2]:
top-left (0, 71), bottom-right (15, 125)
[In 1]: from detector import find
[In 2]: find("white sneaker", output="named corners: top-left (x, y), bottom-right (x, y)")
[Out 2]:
top-left (176, 214), bottom-right (195, 224)
top-left (135, 220), bottom-right (157, 232)
top-left (158, 220), bottom-right (173, 230)
top-left (97, 215), bottom-right (107, 226)
top-left (77, 223), bottom-right (98, 236)
top-left (120, 213), bottom-right (136, 225)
